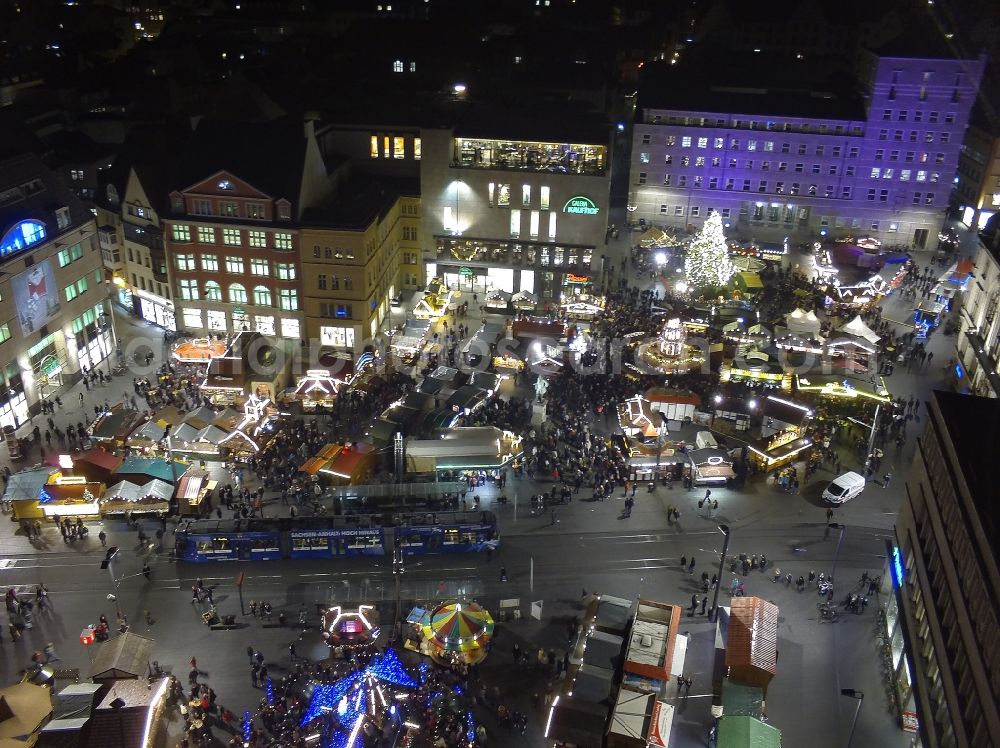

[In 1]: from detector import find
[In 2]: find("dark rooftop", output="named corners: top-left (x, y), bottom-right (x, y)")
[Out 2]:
top-left (301, 175), bottom-right (419, 231)
top-left (454, 104), bottom-right (611, 147)
top-left (637, 54), bottom-right (866, 122)
top-left (931, 390), bottom-right (999, 558)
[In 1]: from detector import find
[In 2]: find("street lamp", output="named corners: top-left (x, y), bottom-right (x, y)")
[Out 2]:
top-left (841, 689), bottom-right (864, 748)
top-left (392, 546), bottom-right (404, 642)
top-left (100, 547), bottom-right (123, 621)
top-left (829, 523), bottom-right (846, 590)
top-left (709, 524), bottom-right (731, 622)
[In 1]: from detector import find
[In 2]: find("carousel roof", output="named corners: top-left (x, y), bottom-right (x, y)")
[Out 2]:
top-left (425, 601), bottom-right (495, 651)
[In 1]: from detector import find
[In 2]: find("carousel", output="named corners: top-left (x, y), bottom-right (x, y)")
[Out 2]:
top-left (634, 317), bottom-right (705, 375)
top-left (172, 337), bottom-right (227, 363)
top-left (413, 601), bottom-right (495, 666)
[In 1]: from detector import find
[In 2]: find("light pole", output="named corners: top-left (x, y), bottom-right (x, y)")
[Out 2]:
top-left (100, 547), bottom-right (123, 621)
top-left (829, 523), bottom-right (846, 590)
top-left (841, 689), bottom-right (864, 748)
top-left (709, 524), bottom-right (730, 622)
top-left (392, 546), bottom-right (404, 642)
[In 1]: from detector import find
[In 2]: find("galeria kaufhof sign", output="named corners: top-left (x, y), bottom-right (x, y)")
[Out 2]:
top-left (562, 196), bottom-right (600, 215)
top-left (0, 220), bottom-right (47, 260)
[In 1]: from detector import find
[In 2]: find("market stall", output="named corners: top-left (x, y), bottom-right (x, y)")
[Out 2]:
top-left (484, 289), bottom-right (511, 311)
top-left (70, 448), bottom-right (124, 483)
top-left (617, 395), bottom-right (662, 439)
top-left (511, 290), bottom-right (537, 312)
top-left (3, 466), bottom-right (58, 521)
top-left (291, 369), bottom-right (346, 410)
top-left (413, 277), bottom-right (455, 319)
top-left (561, 293), bottom-right (605, 320)
top-left (34, 478), bottom-right (104, 521)
top-left (390, 319), bottom-right (432, 359)
top-left (172, 337), bottom-right (227, 363)
top-left (89, 405), bottom-right (145, 447)
top-left (100, 478), bottom-right (173, 517)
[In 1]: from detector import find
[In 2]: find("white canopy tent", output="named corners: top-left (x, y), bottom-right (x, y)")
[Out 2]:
top-left (837, 314), bottom-right (881, 345)
top-left (784, 308), bottom-right (823, 337)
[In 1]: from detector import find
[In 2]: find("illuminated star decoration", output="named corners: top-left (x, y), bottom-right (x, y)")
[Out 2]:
top-left (301, 648), bottom-right (418, 748)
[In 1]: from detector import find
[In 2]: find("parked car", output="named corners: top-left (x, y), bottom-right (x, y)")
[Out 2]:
top-left (822, 471), bottom-right (867, 504)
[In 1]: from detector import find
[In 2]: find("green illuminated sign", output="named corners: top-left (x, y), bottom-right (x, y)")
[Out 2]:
top-left (562, 196), bottom-right (600, 216)
top-left (459, 267), bottom-right (474, 276)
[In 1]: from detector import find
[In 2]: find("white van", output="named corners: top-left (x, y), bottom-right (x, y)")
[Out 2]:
top-left (822, 471), bottom-right (867, 504)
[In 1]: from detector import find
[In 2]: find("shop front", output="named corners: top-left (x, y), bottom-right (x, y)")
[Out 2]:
top-left (137, 290), bottom-right (176, 331)
top-left (28, 334), bottom-right (68, 403)
top-left (0, 361), bottom-right (29, 429)
top-left (878, 542), bottom-right (920, 735)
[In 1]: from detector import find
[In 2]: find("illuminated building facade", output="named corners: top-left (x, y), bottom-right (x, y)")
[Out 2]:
top-left (955, 240), bottom-right (1000, 398)
top-left (883, 391), bottom-right (1000, 746)
top-left (0, 154), bottom-right (114, 430)
top-left (631, 51), bottom-right (985, 246)
top-left (420, 120), bottom-right (612, 299)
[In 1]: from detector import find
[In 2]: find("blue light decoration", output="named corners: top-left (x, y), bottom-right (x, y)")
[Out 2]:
top-left (301, 648), bottom-right (418, 743)
top-left (418, 662), bottom-right (431, 684)
top-left (242, 710), bottom-right (252, 744)
top-left (465, 710), bottom-right (476, 744)
top-left (0, 220), bottom-right (46, 260)
top-left (891, 546), bottom-right (905, 588)
top-left (265, 676), bottom-right (274, 706)
top-left (38, 488), bottom-right (52, 504)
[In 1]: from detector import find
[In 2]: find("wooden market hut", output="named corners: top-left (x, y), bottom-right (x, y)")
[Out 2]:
top-left (725, 597), bottom-right (779, 695)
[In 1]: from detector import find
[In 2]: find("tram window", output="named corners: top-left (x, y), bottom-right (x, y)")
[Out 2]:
top-left (213, 537), bottom-right (231, 552)
top-left (195, 540), bottom-right (215, 553)
top-left (401, 533), bottom-right (423, 547)
top-left (460, 532), bottom-right (478, 544)
top-left (443, 528), bottom-right (460, 544)
top-left (250, 537), bottom-right (278, 552)
top-left (348, 534), bottom-right (380, 549)
top-left (293, 536), bottom-right (328, 550)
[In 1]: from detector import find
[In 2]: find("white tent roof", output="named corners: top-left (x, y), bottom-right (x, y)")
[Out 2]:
top-left (784, 308), bottom-right (822, 335)
top-left (838, 314), bottom-right (881, 345)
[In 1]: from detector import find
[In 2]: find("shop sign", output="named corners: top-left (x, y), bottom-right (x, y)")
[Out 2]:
top-left (902, 711), bottom-right (918, 733)
top-left (0, 219), bottom-right (46, 259)
top-left (459, 267), bottom-right (474, 276)
top-left (890, 545), bottom-right (905, 588)
top-left (562, 196), bottom-right (600, 215)
top-left (566, 274), bottom-right (590, 284)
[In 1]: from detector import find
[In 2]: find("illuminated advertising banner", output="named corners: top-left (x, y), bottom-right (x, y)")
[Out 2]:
top-left (13, 259), bottom-right (61, 335)
top-left (0, 220), bottom-right (46, 260)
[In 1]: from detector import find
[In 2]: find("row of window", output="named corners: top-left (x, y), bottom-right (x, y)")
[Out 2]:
top-left (655, 151), bottom-right (945, 171)
top-left (370, 134), bottom-right (421, 160)
top-left (179, 308), bottom-right (301, 338)
top-left (659, 203), bottom-right (905, 234)
top-left (173, 197), bottom-right (290, 221)
top-left (644, 114), bottom-right (863, 135)
top-left (64, 275), bottom-right (90, 302)
top-left (316, 275), bottom-right (354, 291)
top-left (442, 207), bottom-right (557, 239)
top-left (57, 243), bottom-right (85, 268)
top-left (311, 246), bottom-right (356, 260)
top-left (648, 135), bottom-right (952, 157)
top-left (639, 171), bottom-right (941, 194)
top-left (176, 280), bottom-right (299, 309)
top-left (171, 225), bottom-right (293, 249)
top-left (70, 304), bottom-right (105, 335)
top-left (488, 183), bottom-right (553, 209)
top-left (880, 109), bottom-right (956, 124)
top-left (318, 303), bottom-right (355, 319)
top-left (173, 254), bottom-right (297, 279)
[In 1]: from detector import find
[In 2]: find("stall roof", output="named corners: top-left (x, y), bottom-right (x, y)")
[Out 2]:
top-left (0, 682), bottom-right (53, 742)
top-left (572, 663), bottom-right (615, 705)
top-left (103, 479), bottom-right (173, 502)
top-left (581, 630), bottom-right (624, 672)
top-left (721, 681), bottom-right (764, 719)
top-left (114, 458), bottom-right (186, 484)
top-left (91, 407), bottom-right (144, 441)
top-left (183, 406), bottom-right (219, 429)
top-left (594, 595), bottom-right (633, 635)
top-left (837, 314), bottom-right (880, 345)
top-left (74, 448), bottom-right (124, 476)
top-left (171, 422), bottom-right (202, 442)
top-left (716, 716), bottom-right (782, 748)
top-left (466, 371), bottom-right (500, 392)
top-left (322, 442), bottom-right (376, 480)
top-left (90, 632), bottom-right (154, 680)
top-left (761, 396), bottom-right (812, 427)
top-left (366, 419), bottom-right (400, 445)
top-left (417, 377), bottom-right (446, 395)
top-left (196, 424), bottom-right (230, 445)
top-left (607, 688), bottom-right (655, 743)
top-left (405, 427), bottom-right (513, 458)
top-left (644, 387), bottom-right (701, 405)
top-left (783, 308), bottom-right (822, 336)
top-left (1, 467), bottom-right (58, 503)
top-left (129, 419), bottom-right (166, 442)
top-left (726, 597), bottom-right (779, 678)
top-left (545, 697), bottom-right (607, 748)
top-left (445, 385), bottom-right (490, 413)
top-left (87, 678), bottom-right (169, 748)
top-left (402, 391), bottom-right (435, 411)
top-left (327, 481), bottom-right (466, 500)
top-left (300, 444), bottom-right (342, 475)
top-left (428, 366), bottom-right (469, 388)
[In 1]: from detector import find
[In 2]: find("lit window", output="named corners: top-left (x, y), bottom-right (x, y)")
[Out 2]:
top-left (222, 228), bottom-right (241, 245)
top-left (253, 286), bottom-right (272, 306)
top-left (197, 227), bottom-right (215, 243)
top-left (275, 263), bottom-right (296, 281)
top-left (172, 225), bottom-right (191, 241)
top-left (383, 136), bottom-right (390, 158)
top-left (370, 135), bottom-right (379, 158)
top-left (443, 207), bottom-right (454, 231)
top-left (281, 318), bottom-right (300, 338)
top-left (201, 254), bottom-right (218, 271)
top-left (548, 212), bottom-right (557, 239)
top-left (681, 136), bottom-right (691, 147)
top-left (488, 183), bottom-right (495, 206)
top-left (229, 283), bottom-right (247, 304)
top-left (178, 279), bottom-right (199, 300)
top-left (248, 231), bottom-right (266, 248)
top-left (393, 136), bottom-right (405, 159)
top-left (697, 137), bottom-right (707, 148)
top-left (510, 209), bottom-right (521, 238)
top-left (540, 186), bottom-right (550, 210)
top-left (413, 137), bottom-right (421, 160)
top-left (250, 258), bottom-right (269, 276)
top-left (278, 288), bottom-right (298, 311)
top-left (273, 233), bottom-right (293, 250)
top-left (392, 60), bottom-right (403, 73)
top-left (522, 185), bottom-right (531, 206)
top-left (226, 256), bottom-right (244, 274)
top-left (529, 210), bottom-right (539, 239)
top-left (204, 281), bottom-right (222, 301)
top-left (175, 254), bottom-right (196, 271)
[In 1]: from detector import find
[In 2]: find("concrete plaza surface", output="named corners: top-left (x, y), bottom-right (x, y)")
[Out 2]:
top-left (0, 236), bottom-right (960, 747)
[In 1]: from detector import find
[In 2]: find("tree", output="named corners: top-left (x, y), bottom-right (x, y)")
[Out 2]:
top-left (685, 211), bottom-right (735, 288)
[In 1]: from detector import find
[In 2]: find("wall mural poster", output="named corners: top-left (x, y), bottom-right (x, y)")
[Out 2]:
top-left (13, 259), bottom-right (61, 335)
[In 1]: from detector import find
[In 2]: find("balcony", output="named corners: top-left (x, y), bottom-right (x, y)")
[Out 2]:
top-left (97, 225), bottom-right (119, 251)
top-left (963, 330), bottom-right (1000, 397)
top-left (123, 222), bottom-right (163, 251)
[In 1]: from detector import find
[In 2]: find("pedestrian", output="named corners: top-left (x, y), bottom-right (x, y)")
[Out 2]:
top-left (550, 508), bottom-right (558, 525)
top-left (190, 655), bottom-right (198, 672)
top-left (689, 594), bottom-right (698, 616)
top-left (826, 508), bottom-right (833, 523)
top-left (142, 563), bottom-right (151, 580)
top-left (44, 642), bottom-right (59, 662)
top-left (688, 557), bottom-right (695, 574)
top-left (680, 555), bottom-right (687, 569)
top-left (499, 566), bottom-right (508, 582)
top-left (883, 472), bottom-right (892, 488)
top-left (98, 529), bottom-right (107, 547)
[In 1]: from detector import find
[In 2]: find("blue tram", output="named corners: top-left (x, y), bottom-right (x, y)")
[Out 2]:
top-left (174, 511), bottom-right (498, 563)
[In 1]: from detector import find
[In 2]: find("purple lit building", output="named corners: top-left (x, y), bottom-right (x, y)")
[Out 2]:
top-left (630, 48), bottom-right (986, 247)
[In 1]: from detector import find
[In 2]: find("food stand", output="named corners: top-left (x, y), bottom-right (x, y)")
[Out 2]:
top-left (89, 405), bottom-right (145, 447)
top-left (3, 467), bottom-right (58, 521)
top-left (390, 319), bottom-right (432, 359)
top-left (291, 369), bottom-right (346, 410)
top-left (172, 337), bottom-right (227, 363)
top-left (35, 478), bottom-right (104, 521)
top-left (175, 469), bottom-right (218, 517)
top-left (511, 290), bottom-right (537, 312)
top-left (484, 289), bottom-right (511, 311)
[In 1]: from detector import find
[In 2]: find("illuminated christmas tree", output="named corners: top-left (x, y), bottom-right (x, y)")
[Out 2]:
top-left (684, 210), bottom-right (735, 288)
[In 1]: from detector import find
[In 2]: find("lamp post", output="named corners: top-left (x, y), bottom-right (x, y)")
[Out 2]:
top-left (392, 546), bottom-right (404, 642)
top-left (100, 547), bottom-right (123, 621)
top-left (841, 689), bottom-right (864, 748)
top-left (709, 524), bottom-right (731, 622)
top-left (829, 523), bottom-right (846, 590)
